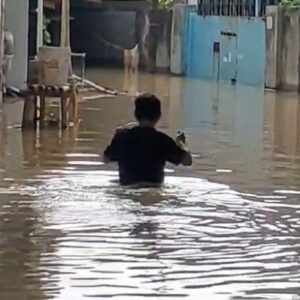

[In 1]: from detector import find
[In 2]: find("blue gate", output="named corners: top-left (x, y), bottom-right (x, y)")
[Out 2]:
top-left (184, 13), bottom-right (265, 86)
top-left (219, 34), bottom-right (237, 81)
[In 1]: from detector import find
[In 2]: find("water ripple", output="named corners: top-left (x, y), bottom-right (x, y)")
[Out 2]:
top-left (0, 173), bottom-right (298, 299)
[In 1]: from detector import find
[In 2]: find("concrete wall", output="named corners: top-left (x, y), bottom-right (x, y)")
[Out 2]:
top-left (156, 11), bottom-right (172, 71)
top-left (265, 7), bottom-right (300, 91)
top-left (170, 5), bottom-right (195, 74)
top-left (184, 13), bottom-right (265, 86)
top-left (5, 0), bottom-right (29, 89)
top-left (265, 6), bottom-right (281, 89)
top-left (280, 9), bottom-right (300, 90)
top-left (171, 5), bottom-right (185, 74)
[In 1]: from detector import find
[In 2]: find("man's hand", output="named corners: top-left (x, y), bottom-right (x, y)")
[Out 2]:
top-left (176, 131), bottom-right (189, 152)
top-left (176, 131), bottom-right (186, 144)
top-left (176, 131), bottom-right (192, 166)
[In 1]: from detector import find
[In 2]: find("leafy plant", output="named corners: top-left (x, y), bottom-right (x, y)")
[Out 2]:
top-left (43, 16), bottom-right (52, 45)
top-left (158, 0), bottom-right (174, 9)
top-left (280, 0), bottom-right (300, 9)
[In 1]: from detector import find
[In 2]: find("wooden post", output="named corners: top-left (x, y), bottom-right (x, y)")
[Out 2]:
top-left (22, 95), bottom-right (37, 129)
top-left (22, 130), bottom-right (37, 166)
top-left (60, 95), bottom-right (68, 129)
top-left (60, 0), bottom-right (70, 48)
top-left (69, 85), bottom-right (78, 123)
top-left (39, 94), bottom-right (46, 128)
top-left (60, 0), bottom-right (72, 75)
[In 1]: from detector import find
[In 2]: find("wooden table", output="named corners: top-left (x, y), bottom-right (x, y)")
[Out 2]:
top-left (22, 84), bottom-right (78, 130)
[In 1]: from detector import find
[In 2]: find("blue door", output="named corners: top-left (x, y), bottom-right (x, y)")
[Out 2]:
top-left (219, 32), bottom-right (237, 82)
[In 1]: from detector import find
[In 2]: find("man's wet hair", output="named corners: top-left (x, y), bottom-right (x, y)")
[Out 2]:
top-left (135, 93), bottom-right (161, 122)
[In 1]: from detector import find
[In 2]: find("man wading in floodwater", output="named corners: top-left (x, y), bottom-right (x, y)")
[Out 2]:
top-left (104, 93), bottom-right (192, 186)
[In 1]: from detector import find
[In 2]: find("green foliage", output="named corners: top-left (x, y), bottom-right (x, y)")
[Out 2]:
top-left (280, 0), bottom-right (300, 9)
top-left (158, 0), bottom-right (174, 9)
top-left (43, 16), bottom-right (52, 45)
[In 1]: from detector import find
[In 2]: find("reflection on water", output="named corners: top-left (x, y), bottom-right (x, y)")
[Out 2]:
top-left (0, 69), bottom-right (299, 299)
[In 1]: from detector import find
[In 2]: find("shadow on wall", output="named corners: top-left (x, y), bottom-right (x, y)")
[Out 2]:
top-left (71, 10), bottom-right (137, 66)
top-left (70, 2), bottom-right (172, 71)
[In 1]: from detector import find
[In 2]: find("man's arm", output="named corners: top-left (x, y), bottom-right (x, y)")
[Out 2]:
top-left (103, 132), bottom-right (121, 163)
top-left (103, 153), bottom-right (112, 163)
top-left (164, 132), bottom-right (192, 166)
top-left (175, 139), bottom-right (193, 166)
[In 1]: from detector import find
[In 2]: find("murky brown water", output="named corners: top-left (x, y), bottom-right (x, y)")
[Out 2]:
top-left (0, 69), bottom-right (300, 300)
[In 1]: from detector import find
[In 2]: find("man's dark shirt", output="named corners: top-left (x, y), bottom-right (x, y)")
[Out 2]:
top-left (104, 126), bottom-right (186, 185)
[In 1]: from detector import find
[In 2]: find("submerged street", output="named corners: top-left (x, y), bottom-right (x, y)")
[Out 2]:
top-left (0, 69), bottom-right (299, 299)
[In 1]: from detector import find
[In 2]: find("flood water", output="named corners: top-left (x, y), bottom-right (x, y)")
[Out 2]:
top-left (0, 69), bottom-right (300, 300)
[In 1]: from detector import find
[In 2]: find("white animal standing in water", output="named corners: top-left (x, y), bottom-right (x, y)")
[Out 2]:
top-left (124, 44), bottom-right (139, 74)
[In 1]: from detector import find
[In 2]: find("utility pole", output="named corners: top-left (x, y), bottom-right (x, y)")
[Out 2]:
top-left (60, 0), bottom-right (70, 48)
top-left (60, 0), bottom-right (71, 75)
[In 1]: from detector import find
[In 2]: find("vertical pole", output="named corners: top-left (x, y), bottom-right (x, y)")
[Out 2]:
top-left (255, 0), bottom-right (259, 17)
top-left (60, 0), bottom-right (70, 48)
top-left (0, 0), bottom-right (4, 109)
top-left (60, 94), bottom-right (68, 129)
top-left (39, 94), bottom-right (46, 128)
top-left (37, 0), bottom-right (43, 52)
top-left (60, 0), bottom-right (71, 76)
top-left (22, 95), bottom-right (37, 129)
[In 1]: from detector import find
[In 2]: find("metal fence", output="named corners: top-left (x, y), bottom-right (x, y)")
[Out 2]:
top-left (197, 0), bottom-right (279, 17)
